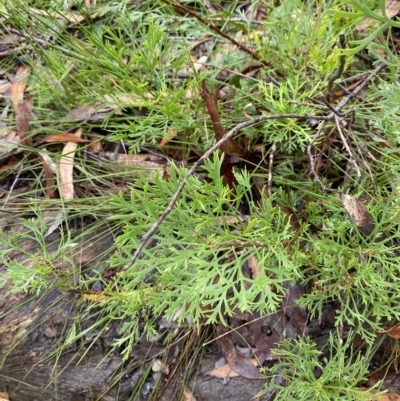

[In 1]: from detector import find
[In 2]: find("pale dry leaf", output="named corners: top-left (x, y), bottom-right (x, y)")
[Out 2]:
top-left (103, 153), bottom-right (164, 165)
top-left (13, 64), bottom-right (30, 82)
top-left (103, 93), bottom-right (154, 108)
top-left (386, 0), bottom-right (400, 18)
top-left (158, 125), bottom-right (178, 148)
top-left (357, 387), bottom-right (400, 401)
top-left (247, 255), bottom-right (261, 279)
top-left (340, 193), bottom-right (375, 235)
top-left (0, 104), bottom-right (9, 138)
top-left (357, 0), bottom-right (400, 31)
top-left (183, 386), bottom-right (197, 401)
top-left (192, 55), bottom-right (208, 73)
top-left (5, 130), bottom-right (18, 142)
top-left (29, 7), bottom-right (86, 23)
top-left (88, 136), bottom-right (102, 153)
top-left (38, 152), bottom-right (57, 199)
top-left (206, 363), bottom-right (240, 378)
top-left (206, 358), bottom-right (258, 379)
top-left (8, 65), bottom-right (30, 112)
top-left (44, 210), bottom-right (65, 237)
top-left (0, 136), bottom-right (19, 154)
top-left (0, 388), bottom-right (9, 401)
top-left (59, 128), bottom-right (82, 200)
top-left (9, 82), bottom-right (27, 110)
top-left (0, 82), bottom-right (11, 94)
top-left (66, 106), bottom-right (95, 121)
top-left (102, 153), bottom-right (167, 180)
top-left (8, 66), bottom-right (32, 147)
top-left (15, 96), bottom-right (33, 146)
top-left (44, 133), bottom-right (90, 143)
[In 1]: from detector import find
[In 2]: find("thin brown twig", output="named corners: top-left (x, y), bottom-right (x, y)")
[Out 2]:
top-left (307, 63), bottom-right (386, 191)
top-left (306, 122), bottom-right (333, 193)
top-left (200, 81), bottom-right (242, 156)
top-left (159, 0), bottom-right (285, 77)
top-left (334, 63), bottom-right (385, 111)
top-left (334, 114), bottom-right (362, 181)
top-left (124, 113), bottom-right (334, 270)
top-left (319, 93), bottom-right (343, 116)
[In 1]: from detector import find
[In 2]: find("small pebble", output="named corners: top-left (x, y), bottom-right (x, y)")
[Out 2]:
top-left (152, 359), bottom-right (162, 372)
top-left (141, 382), bottom-right (151, 396)
top-left (220, 377), bottom-right (230, 385)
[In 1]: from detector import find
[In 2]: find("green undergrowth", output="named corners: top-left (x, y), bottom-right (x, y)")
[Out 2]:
top-left (1, 0), bottom-right (400, 399)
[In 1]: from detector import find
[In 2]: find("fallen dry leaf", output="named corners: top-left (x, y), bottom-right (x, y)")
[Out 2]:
top-left (386, 0), bottom-right (400, 19)
top-left (247, 255), bottom-right (261, 279)
top-left (44, 210), bottom-right (65, 237)
top-left (0, 388), bottom-right (9, 401)
top-left (103, 153), bottom-right (166, 166)
top-left (37, 152), bottom-right (58, 199)
top-left (9, 65), bottom-right (30, 103)
top-left (9, 81), bottom-right (27, 107)
top-left (7, 66), bottom-right (32, 146)
top-left (88, 136), bottom-right (102, 153)
top-left (29, 8), bottom-right (86, 23)
top-left (340, 193), bottom-right (375, 236)
top-left (0, 156), bottom-right (20, 172)
top-left (0, 104), bottom-right (9, 138)
top-left (59, 128), bottom-right (82, 199)
top-left (15, 96), bottom-right (33, 146)
top-left (158, 125), bottom-right (178, 148)
top-left (44, 133), bottom-right (90, 143)
top-left (357, 387), bottom-right (400, 401)
top-left (0, 82), bottom-right (11, 94)
top-left (66, 106), bottom-right (95, 121)
top-left (183, 386), bottom-right (197, 401)
top-left (357, 0), bottom-right (400, 31)
top-left (192, 55), bottom-right (208, 73)
top-left (206, 359), bottom-right (258, 378)
top-left (216, 324), bottom-right (261, 379)
top-left (103, 93), bottom-right (154, 107)
top-left (376, 322), bottom-right (400, 339)
top-left (9, 64), bottom-right (30, 84)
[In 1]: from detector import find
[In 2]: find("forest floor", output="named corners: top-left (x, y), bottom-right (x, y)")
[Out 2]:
top-left (2, 1), bottom-right (400, 400)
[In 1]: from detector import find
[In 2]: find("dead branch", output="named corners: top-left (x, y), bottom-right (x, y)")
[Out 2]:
top-left (200, 81), bottom-right (243, 156)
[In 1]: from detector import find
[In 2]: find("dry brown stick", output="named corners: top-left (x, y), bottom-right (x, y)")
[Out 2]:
top-left (334, 63), bottom-right (385, 112)
top-left (159, 0), bottom-right (285, 77)
top-left (124, 112), bottom-right (333, 270)
top-left (200, 81), bottom-right (243, 156)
